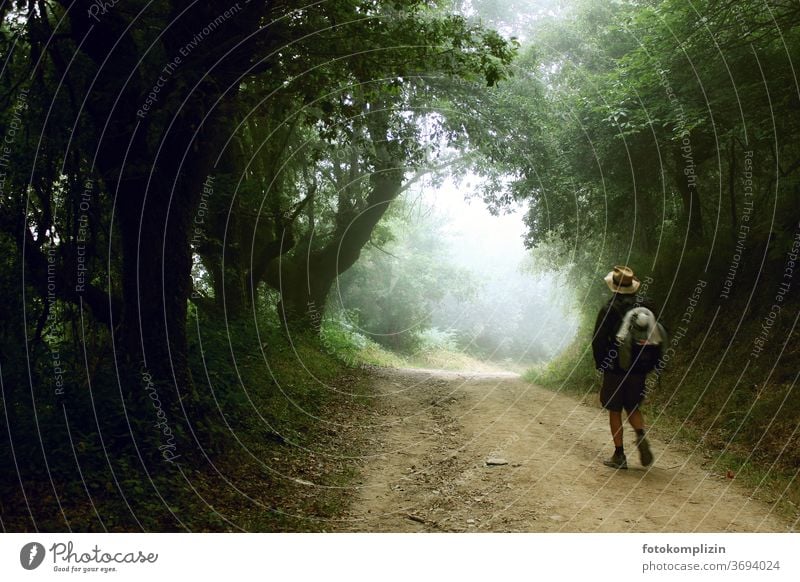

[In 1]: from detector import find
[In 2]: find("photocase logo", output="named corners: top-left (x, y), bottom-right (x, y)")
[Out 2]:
top-left (20, 542), bottom-right (46, 570)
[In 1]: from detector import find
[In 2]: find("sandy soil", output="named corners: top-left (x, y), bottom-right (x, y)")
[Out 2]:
top-left (335, 367), bottom-right (793, 532)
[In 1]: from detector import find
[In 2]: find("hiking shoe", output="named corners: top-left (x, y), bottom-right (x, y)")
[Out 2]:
top-left (603, 451), bottom-right (628, 469)
top-left (636, 434), bottom-right (654, 467)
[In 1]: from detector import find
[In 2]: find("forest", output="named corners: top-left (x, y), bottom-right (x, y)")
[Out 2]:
top-left (1, 0), bottom-right (798, 533)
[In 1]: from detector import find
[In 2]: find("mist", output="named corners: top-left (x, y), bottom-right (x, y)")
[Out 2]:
top-left (334, 175), bottom-right (579, 369)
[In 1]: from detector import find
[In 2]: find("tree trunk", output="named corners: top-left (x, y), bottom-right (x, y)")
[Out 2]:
top-left (114, 186), bottom-right (195, 467)
top-left (46, 0), bottom-right (277, 465)
top-left (674, 154), bottom-right (704, 243)
top-left (117, 179), bottom-right (193, 382)
top-left (729, 136), bottom-right (737, 244)
top-left (276, 165), bottom-right (405, 332)
top-left (112, 108), bottom-right (230, 466)
top-left (277, 265), bottom-right (332, 332)
top-left (635, 190), bottom-right (656, 254)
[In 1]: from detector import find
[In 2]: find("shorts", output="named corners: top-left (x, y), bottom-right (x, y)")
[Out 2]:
top-left (600, 371), bottom-right (647, 412)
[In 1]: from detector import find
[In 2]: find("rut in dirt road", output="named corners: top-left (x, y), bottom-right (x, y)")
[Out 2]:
top-left (336, 368), bottom-right (795, 533)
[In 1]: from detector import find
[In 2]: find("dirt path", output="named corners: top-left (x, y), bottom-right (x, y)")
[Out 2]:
top-left (335, 368), bottom-right (793, 532)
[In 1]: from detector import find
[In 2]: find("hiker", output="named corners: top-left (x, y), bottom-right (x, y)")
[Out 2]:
top-left (592, 265), bottom-right (655, 469)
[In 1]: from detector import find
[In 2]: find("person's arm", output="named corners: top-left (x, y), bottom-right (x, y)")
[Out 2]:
top-left (592, 304), bottom-right (609, 370)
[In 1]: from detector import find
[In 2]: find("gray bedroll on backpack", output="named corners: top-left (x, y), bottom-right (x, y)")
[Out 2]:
top-left (616, 307), bottom-right (667, 373)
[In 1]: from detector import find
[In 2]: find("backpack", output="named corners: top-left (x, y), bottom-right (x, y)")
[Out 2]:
top-left (615, 306), bottom-right (667, 374)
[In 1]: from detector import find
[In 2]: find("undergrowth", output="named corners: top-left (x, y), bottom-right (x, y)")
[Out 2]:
top-left (0, 305), bottom-right (375, 532)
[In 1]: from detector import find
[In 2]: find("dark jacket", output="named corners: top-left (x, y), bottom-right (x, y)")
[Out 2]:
top-left (592, 293), bottom-right (656, 373)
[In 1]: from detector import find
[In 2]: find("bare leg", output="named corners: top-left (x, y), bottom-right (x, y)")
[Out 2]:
top-left (627, 408), bottom-right (653, 466)
top-left (609, 411), bottom-right (623, 446)
top-left (627, 408), bottom-right (645, 432)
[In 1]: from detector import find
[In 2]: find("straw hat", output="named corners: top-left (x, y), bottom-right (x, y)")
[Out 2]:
top-left (604, 265), bottom-right (641, 295)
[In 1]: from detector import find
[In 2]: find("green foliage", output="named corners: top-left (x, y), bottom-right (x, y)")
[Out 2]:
top-left (0, 0), bottom-right (518, 530)
top-left (320, 315), bottom-right (409, 369)
top-left (508, 0), bottom-right (800, 517)
top-left (415, 327), bottom-right (460, 353)
top-left (4, 0), bottom-right (799, 530)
